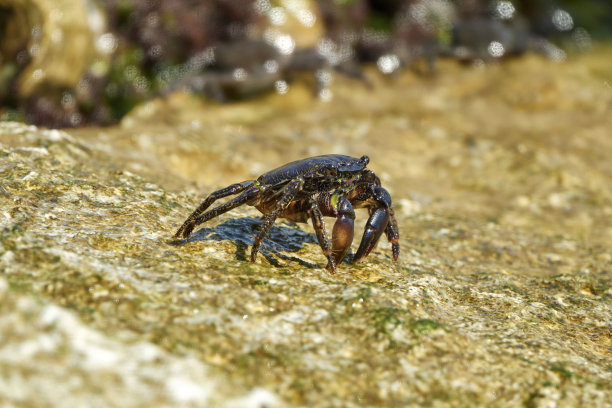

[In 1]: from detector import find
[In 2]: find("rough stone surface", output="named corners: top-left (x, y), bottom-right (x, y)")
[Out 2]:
top-left (1, 49), bottom-right (611, 407)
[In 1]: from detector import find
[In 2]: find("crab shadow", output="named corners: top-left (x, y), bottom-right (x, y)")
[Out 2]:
top-left (172, 217), bottom-right (342, 270)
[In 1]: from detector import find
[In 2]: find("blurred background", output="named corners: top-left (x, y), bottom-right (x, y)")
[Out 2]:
top-left (2, 2), bottom-right (612, 406)
top-left (1, 0), bottom-right (610, 129)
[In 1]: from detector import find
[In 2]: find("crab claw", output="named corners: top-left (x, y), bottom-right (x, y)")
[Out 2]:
top-left (352, 207), bottom-right (390, 264)
top-left (351, 186), bottom-right (393, 264)
top-left (328, 196), bottom-right (356, 268)
top-left (331, 212), bottom-right (355, 267)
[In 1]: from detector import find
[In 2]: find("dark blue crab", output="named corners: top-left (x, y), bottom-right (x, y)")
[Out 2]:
top-left (174, 154), bottom-right (399, 272)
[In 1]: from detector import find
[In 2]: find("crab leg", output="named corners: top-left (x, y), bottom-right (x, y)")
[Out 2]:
top-left (175, 181), bottom-right (259, 238)
top-left (309, 201), bottom-right (336, 272)
top-left (351, 185), bottom-right (394, 264)
top-left (385, 210), bottom-right (400, 261)
top-left (250, 179), bottom-right (304, 263)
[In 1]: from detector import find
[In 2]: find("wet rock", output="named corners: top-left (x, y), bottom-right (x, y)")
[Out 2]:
top-left (1, 49), bottom-right (612, 406)
top-left (0, 275), bottom-right (222, 407)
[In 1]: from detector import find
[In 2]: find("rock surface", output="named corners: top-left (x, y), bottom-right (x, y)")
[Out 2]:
top-left (1, 49), bottom-right (611, 407)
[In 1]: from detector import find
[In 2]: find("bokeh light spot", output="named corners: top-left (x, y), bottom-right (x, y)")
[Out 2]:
top-left (274, 80), bottom-right (288, 94)
top-left (552, 9), bottom-right (574, 32)
top-left (488, 41), bottom-right (505, 58)
top-left (495, 1), bottom-right (515, 20)
top-left (377, 54), bottom-right (400, 74)
top-left (233, 68), bottom-right (248, 81)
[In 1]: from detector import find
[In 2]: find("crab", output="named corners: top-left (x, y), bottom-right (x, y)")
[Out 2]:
top-left (174, 154), bottom-right (399, 272)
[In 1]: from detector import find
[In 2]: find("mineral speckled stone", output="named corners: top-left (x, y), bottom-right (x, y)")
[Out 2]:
top-left (1, 48), bottom-right (612, 407)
